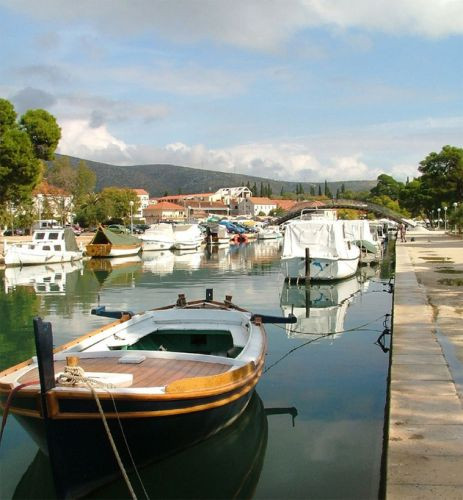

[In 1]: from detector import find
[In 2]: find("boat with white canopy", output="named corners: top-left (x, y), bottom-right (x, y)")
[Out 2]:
top-left (281, 220), bottom-right (360, 281)
top-left (140, 223), bottom-right (175, 251)
top-left (172, 223), bottom-right (204, 250)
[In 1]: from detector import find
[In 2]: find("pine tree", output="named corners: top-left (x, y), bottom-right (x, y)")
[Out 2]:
top-left (318, 184), bottom-right (322, 196)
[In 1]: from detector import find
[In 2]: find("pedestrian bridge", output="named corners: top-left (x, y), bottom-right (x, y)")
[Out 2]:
top-left (275, 199), bottom-right (408, 225)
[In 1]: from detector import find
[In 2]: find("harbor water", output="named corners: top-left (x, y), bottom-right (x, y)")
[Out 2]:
top-left (0, 240), bottom-right (393, 499)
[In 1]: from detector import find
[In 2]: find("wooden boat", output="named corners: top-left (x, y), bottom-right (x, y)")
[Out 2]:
top-left (4, 227), bottom-right (83, 267)
top-left (281, 220), bottom-right (360, 282)
top-left (13, 392), bottom-right (269, 499)
top-left (86, 226), bottom-right (142, 257)
top-left (0, 291), bottom-right (294, 498)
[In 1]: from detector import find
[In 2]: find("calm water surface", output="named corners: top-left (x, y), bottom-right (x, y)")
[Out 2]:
top-left (0, 240), bottom-right (393, 499)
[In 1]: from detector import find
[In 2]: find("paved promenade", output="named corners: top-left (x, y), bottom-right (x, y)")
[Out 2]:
top-left (387, 231), bottom-right (463, 499)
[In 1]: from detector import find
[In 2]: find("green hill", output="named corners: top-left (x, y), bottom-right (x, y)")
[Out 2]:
top-left (56, 154), bottom-right (377, 197)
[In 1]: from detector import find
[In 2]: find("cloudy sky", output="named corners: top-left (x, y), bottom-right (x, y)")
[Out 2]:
top-left (1, 0), bottom-right (462, 182)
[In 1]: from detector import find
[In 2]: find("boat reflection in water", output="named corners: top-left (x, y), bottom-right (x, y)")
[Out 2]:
top-left (141, 250), bottom-right (175, 275)
top-left (280, 274), bottom-right (364, 338)
top-left (14, 393), bottom-right (271, 499)
top-left (171, 248), bottom-right (203, 270)
top-left (3, 261), bottom-right (83, 295)
top-left (84, 255), bottom-right (142, 287)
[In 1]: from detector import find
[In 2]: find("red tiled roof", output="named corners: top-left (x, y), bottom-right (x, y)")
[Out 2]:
top-left (132, 188), bottom-right (149, 195)
top-left (144, 201), bottom-right (185, 212)
top-left (275, 199), bottom-right (297, 210)
top-left (33, 181), bottom-right (70, 196)
top-left (248, 197), bottom-right (277, 205)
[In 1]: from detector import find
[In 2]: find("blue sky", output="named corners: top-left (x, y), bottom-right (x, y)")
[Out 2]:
top-left (1, 0), bottom-right (462, 183)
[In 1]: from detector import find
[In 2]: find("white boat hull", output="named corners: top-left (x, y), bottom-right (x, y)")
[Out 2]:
top-left (142, 240), bottom-right (174, 252)
top-left (4, 246), bottom-right (82, 267)
top-left (107, 246), bottom-right (141, 257)
top-left (172, 240), bottom-right (203, 250)
top-left (282, 255), bottom-right (359, 281)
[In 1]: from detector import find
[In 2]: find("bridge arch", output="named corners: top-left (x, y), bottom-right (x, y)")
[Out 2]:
top-left (275, 199), bottom-right (408, 225)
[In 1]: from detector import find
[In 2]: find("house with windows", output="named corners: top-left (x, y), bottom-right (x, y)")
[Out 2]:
top-left (131, 189), bottom-right (150, 220)
top-left (33, 181), bottom-right (74, 224)
top-left (238, 197), bottom-right (277, 217)
top-left (143, 202), bottom-right (186, 223)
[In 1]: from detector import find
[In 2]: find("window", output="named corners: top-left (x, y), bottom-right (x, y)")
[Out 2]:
top-left (43, 246), bottom-right (50, 250)
top-left (35, 233), bottom-right (45, 240)
top-left (54, 245), bottom-right (61, 251)
top-left (49, 233), bottom-right (59, 240)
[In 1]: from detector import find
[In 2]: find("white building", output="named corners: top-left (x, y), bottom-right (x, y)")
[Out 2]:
top-left (211, 187), bottom-right (252, 205)
top-left (238, 197), bottom-right (277, 216)
top-left (132, 189), bottom-right (150, 220)
top-left (33, 181), bottom-right (74, 224)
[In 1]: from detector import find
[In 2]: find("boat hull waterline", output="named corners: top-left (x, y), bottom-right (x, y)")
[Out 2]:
top-left (282, 255), bottom-right (359, 281)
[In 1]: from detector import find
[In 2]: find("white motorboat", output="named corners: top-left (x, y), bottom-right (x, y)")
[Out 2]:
top-left (172, 223), bottom-right (204, 250)
top-left (140, 223), bottom-right (175, 251)
top-left (257, 225), bottom-right (283, 240)
top-left (280, 275), bottom-right (362, 338)
top-left (281, 220), bottom-right (360, 281)
top-left (4, 227), bottom-right (83, 267)
top-left (343, 220), bottom-right (382, 256)
top-left (205, 224), bottom-right (230, 246)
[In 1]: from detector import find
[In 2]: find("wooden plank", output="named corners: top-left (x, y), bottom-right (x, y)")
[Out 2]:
top-left (17, 357), bottom-right (230, 389)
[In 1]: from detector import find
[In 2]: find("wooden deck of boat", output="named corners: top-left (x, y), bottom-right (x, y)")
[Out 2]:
top-left (18, 357), bottom-right (231, 388)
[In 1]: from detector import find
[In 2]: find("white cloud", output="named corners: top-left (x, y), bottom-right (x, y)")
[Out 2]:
top-left (57, 119), bottom-right (133, 163)
top-left (4, 0), bottom-right (463, 53)
top-left (56, 115), bottom-right (462, 182)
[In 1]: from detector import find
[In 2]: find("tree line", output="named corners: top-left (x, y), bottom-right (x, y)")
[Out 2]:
top-left (1, 98), bottom-right (461, 231)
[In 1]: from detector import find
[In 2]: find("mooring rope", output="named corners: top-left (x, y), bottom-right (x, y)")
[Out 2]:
top-left (57, 366), bottom-right (140, 499)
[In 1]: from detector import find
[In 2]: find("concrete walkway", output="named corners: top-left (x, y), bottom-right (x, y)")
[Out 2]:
top-left (387, 231), bottom-right (463, 499)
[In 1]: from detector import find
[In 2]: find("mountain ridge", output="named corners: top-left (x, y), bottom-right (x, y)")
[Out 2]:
top-left (56, 154), bottom-right (377, 197)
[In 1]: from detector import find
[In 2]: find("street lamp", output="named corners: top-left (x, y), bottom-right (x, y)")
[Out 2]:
top-left (437, 208), bottom-right (441, 230)
top-left (443, 206), bottom-right (447, 231)
top-left (129, 200), bottom-right (134, 234)
top-left (454, 202), bottom-right (458, 233)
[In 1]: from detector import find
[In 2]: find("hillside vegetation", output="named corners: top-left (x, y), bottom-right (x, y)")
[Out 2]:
top-left (58, 154), bottom-right (377, 197)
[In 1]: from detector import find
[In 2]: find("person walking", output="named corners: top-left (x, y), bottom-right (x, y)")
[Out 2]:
top-left (399, 223), bottom-right (406, 243)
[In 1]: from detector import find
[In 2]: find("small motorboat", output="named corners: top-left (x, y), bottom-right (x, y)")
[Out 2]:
top-left (86, 226), bottom-right (142, 258)
top-left (281, 219), bottom-right (360, 281)
top-left (257, 225), bottom-right (283, 240)
top-left (172, 223), bottom-right (204, 250)
top-left (205, 223), bottom-right (230, 246)
top-left (0, 290), bottom-right (295, 498)
top-left (140, 223), bottom-right (175, 251)
top-left (4, 227), bottom-right (83, 267)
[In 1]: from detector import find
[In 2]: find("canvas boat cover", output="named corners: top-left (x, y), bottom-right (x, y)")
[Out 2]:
top-left (63, 228), bottom-right (80, 252)
top-left (172, 224), bottom-right (203, 243)
top-left (342, 220), bottom-right (378, 246)
top-left (282, 220), bottom-right (358, 260)
top-left (89, 227), bottom-right (141, 246)
top-left (141, 223), bottom-right (175, 242)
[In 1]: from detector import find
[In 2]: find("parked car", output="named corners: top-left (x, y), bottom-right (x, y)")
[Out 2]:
top-left (107, 224), bottom-right (129, 234)
top-left (2, 229), bottom-right (24, 236)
